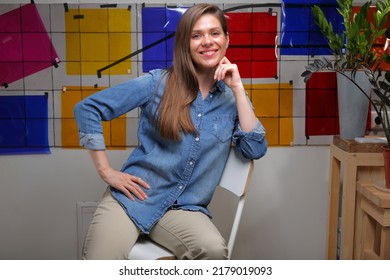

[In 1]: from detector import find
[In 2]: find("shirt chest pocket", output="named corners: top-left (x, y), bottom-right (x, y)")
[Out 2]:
top-left (206, 114), bottom-right (236, 142)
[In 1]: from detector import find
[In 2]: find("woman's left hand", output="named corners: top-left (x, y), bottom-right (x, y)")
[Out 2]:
top-left (215, 57), bottom-right (257, 133)
top-left (214, 57), bottom-right (243, 91)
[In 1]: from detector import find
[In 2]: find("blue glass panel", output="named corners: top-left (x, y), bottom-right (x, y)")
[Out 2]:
top-left (0, 119), bottom-right (26, 147)
top-left (142, 8), bottom-right (166, 32)
top-left (26, 119), bottom-right (49, 147)
top-left (281, 0), bottom-right (340, 55)
top-left (142, 7), bottom-right (186, 72)
top-left (0, 95), bottom-right (50, 155)
top-left (282, 0), bottom-right (334, 4)
top-left (166, 7), bottom-right (185, 32)
top-left (142, 32), bottom-right (169, 72)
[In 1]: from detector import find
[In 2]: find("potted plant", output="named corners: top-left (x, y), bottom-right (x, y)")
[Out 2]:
top-left (302, 0), bottom-right (390, 188)
top-left (302, 0), bottom-right (390, 140)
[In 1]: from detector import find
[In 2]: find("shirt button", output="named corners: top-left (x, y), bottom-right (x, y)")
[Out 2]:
top-left (195, 137), bottom-right (200, 141)
top-left (210, 95), bottom-right (213, 98)
top-left (179, 185), bottom-right (183, 190)
top-left (197, 113), bottom-right (202, 118)
top-left (189, 161), bottom-right (194, 165)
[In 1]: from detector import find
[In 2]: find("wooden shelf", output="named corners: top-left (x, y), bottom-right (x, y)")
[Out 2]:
top-left (327, 137), bottom-right (384, 259)
top-left (333, 135), bottom-right (384, 153)
top-left (355, 183), bottom-right (390, 259)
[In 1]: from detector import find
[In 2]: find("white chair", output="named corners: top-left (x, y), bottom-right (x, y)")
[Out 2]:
top-left (128, 147), bottom-right (254, 260)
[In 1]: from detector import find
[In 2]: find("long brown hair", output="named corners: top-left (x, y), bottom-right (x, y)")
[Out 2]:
top-left (155, 4), bottom-right (228, 141)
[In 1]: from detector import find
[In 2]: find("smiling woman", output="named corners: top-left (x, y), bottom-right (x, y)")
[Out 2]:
top-left (73, 3), bottom-right (267, 260)
top-left (189, 14), bottom-right (229, 73)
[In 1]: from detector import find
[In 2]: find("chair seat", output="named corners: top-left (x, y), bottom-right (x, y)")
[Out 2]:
top-left (128, 235), bottom-right (175, 260)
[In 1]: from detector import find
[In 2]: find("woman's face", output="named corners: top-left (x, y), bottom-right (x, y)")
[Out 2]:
top-left (190, 14), bottom-right (229, 73)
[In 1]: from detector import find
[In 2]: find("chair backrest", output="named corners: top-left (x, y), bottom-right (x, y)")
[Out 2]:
top-left (128, 147), bottom-right (254, 260)
top-left (218, 148), bottom-right (254, 259)
top-left (218, 147), bottom-right (254, 197)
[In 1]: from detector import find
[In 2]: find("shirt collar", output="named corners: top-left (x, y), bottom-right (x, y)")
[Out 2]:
top-left (211, 80), bottom-right (226, 94)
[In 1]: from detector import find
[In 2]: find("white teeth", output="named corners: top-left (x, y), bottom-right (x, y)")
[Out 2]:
top-left (202, 51), bottom-right (214, 55)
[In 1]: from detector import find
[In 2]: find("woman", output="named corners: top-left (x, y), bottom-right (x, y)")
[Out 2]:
top-left (74, 3), bottom-right (267, 260)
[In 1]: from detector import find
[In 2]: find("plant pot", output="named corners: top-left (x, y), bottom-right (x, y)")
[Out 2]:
top-left (336, 71), bottom-right (371, 140)
top-left (383, 145), bottom-right (390, 189)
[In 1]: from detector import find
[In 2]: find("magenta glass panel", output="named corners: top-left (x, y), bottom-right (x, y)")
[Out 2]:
top-left (0, 3), bottom-right (60, 87)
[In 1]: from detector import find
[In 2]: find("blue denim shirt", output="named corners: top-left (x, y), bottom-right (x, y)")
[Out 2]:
top-left (74, 69), bottom-right (267, 234)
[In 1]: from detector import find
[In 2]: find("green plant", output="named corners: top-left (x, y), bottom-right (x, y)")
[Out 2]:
top-left (301, 0), bottom-right (390, 144)
top-left (310, 0), bottom-right (390, 70)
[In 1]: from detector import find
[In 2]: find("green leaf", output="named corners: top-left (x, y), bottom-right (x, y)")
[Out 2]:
top-left (382, 54), bottom-right (390, 63)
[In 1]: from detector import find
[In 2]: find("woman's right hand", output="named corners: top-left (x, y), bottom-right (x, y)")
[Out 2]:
top-left (88, 150), bottom-right (150, 201)
top-left (98, 167), bottom-right (150, 201)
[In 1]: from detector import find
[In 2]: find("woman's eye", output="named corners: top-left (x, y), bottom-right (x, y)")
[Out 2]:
top-left (192, 34), bottom-right (201, 39)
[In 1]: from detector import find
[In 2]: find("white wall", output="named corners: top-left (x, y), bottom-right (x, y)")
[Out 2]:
top-left (0, 146), bottom-right (329, 260)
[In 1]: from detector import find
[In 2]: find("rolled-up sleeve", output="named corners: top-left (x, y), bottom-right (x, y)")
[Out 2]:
top-left (233, 120), bottom-right (267, 159)
top-left (73, 70), bottom-right (159, 150)
top-left (79, 132), bottom-right (106, 150)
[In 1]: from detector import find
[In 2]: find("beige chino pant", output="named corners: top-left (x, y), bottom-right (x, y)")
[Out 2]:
top-left (82, 188), bottom-right (228, 260)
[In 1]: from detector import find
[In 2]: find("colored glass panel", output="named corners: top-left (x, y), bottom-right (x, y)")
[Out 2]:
top-left (280, 0), bottom-right (339, 56)
top-left (259, 117), bottom-right (278, 146)
top-left (0, 95), bottom-right (50, 155)
top-left (305, 72), bottom-right (339, 136)
top-left (249, 83), bottom-right (293, 146)
top-left (65, 8), bottom-right (131, 75)
top-left (141, 7), bottom-right (185, 72)
top-left (226, 12), bottom-right (277, 78)
top-left (280, 117), bottom-right (294, 146)
top-left (61, 86), bottom-right (126, 149)
top-left (0, 3), bottom-right (60, 87)
top-left (141, 8), bottom-right (277, 78)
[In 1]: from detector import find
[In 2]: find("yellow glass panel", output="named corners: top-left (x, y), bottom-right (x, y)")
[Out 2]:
top-left (61, 90), bottom-right (82, 118)
top-left (259, 117), bottom-right (278, 146)
top-left (246, 83), bottom-right (294, 146)
top-left (279, 118), bottom-right (294, 146)
top-left (61, 88), bottom-right (84, 148)
top-left (279, 84), bottom-right (293, 117)
top-left (102, 121), bottom-right (111, 146)
top-left (66, 62), bottom-right (81, 75)
top-left (244, 84), bottom-right (252, 99)
top-left (62, 119), bottom-right (80, 148)
top-left (65, 33), bottom-right (81, 75)
top-left (79, 9), bottom-right (108, 33)
top-left (64, 10), bottom-right (80, 32)
top-left (110, 118), bottom-right (127, 147)
top-left (65, 8), bottom-right (132, 75)
top-left (109, 33), bottom-right (132, 75)
top-left (252, 89), bottom-right (279, 117)
top-left (109, 63), bottom-right (132, 75)
top-left (66, 33), bottom-right (80, 61)
top-left (109, 33), bottom-right (131, 60)
top-left (108, 9), bottom-right (131, 32)
top-left (247, 83), bottom-right (293, 117)
top-left (81, 33), bottom-right (109, 61)
top-left (81, 62), bottom-right (110, 75)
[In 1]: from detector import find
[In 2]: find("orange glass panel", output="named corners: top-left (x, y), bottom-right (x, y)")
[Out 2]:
top-left (61, 86), bottom-right (126, 149)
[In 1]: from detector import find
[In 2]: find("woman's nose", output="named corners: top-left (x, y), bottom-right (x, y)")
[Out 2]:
top-left (202, 35), bottom-right (212, 46)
